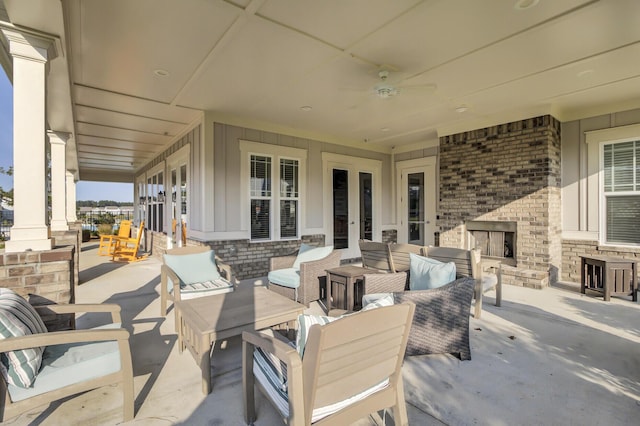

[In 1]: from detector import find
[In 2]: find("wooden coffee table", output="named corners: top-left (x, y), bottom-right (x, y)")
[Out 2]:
top-left (175, 286), bottom-right (305, 394)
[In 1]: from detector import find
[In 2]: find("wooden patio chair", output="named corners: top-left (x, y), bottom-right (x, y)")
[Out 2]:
top-left (111, 221), bottom-right (147, 262)
top-left (423, 246), bottom-right (501, 319)
top-left (242, 302), bottom-right (415, 426)
top-left (358, 239), bottom-right (393, 272)
top-left (160, 245), bottom-right (235, 330)
top-left (97, 220), bottom-right (131, 256)
top-left (0, 288), bottom-right (134, 422)
top-left (267, 244), bottom-right (341, 307)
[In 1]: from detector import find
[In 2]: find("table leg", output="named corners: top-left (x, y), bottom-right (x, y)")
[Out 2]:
top-left (633, 263), bottom-right (638, 303)
top-left (604, 265), bottom-right (613, 301)
top-left (346, 277), bottom-right (354, 311)
top-left (326, 274), bottom-right (333, 313)
top-left (200, 336), bottom-right (213, 394)
top-left (580, 258), bottom-right (586, 294)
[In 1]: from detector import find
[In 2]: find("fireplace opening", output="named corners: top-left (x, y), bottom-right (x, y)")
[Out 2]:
top-left (466, 221), bottom-right (517, 266)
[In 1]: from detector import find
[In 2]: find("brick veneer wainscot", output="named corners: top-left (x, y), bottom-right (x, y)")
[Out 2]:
top-left (562, 239), bottom-right (640, 283)
top-left (150, 233), bottom-right (327, 281)
top-left (438, 115), bottom-right (562, 287)
top-left (0, 246), bottom-right (75, 330)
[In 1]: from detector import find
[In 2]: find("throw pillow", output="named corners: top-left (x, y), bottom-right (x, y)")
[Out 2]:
top-left (164, 249), bottom-right (221, 285)
top-left (361, 293), bottom-right (395, 310)
top-left (296, 314), bottom-right (339, 357)
top-left (292, 245), bottom-right (333, 270)
top-left (0, 288), bottom-right (48, 388)
top-left (409, 252), bottom-right (456, 290)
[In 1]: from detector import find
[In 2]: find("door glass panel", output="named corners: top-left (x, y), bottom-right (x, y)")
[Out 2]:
top-left (359, 172), bottom-right (373, 240)
top-left (171, 169), bottom-right (177, 244)
top-left (408, 172), bottom-right (424, 245)
top-left (180, 165), bottom-right (187, 215)
top-left (157, 172), bottom-right (164, 233)
top-left (333, 169), bottom-right (348, 249)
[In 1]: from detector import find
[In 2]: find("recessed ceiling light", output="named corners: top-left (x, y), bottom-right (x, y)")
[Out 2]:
top-left (577, 69), bottom-right (595, 78)
top-left (153, 69), bottom-right (170, 77)
top-left (380, 127), bottom-right (390, 132)
top-left (300, 105), bottom-right (312, 111)
top-left (514, 0), bottom-right (539, 10)
top-left (455, 105), bottom-right (469, 113)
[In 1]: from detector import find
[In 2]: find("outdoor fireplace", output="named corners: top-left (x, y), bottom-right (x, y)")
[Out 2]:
top-left (466, 221), bottom-right (517, 266)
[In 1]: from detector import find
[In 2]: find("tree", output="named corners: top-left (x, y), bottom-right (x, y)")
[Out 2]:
top-left (0, 166), bottom-right (13, 206)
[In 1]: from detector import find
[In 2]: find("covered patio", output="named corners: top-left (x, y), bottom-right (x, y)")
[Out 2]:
top-left (6, 242), bottom-right (638, 425)
top-left (1, 2), bottom-right (640, 423)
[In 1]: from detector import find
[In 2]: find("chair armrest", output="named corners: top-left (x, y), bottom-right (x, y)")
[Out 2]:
top-left (298, 251), bottom-right (341, 305)
top-left (215, 256), bottom-right (235, 284)
top-left (363, 272), bottom-right (407, 294)
top-left (242, 330), bottom-right (304, 424)
top-left (34, 303), bottom-right (122, 323)
top-left (298, 251), bottom-right (340, 279)
top-left (270, 255), bottom-right (297, 271)
top-left (242, 330), bottom-right (301, 364)
top-left (0, 328), bottom-right (130, 352)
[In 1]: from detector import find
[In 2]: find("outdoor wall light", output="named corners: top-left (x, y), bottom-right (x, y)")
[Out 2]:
top-left (158, 191), bottom-right (165, 203)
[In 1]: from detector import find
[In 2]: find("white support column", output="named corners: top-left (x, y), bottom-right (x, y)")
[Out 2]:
top-left (1, 29), bottom-right (57, 252)
top-left (66, 170), bottom-right (78, 222)
top-left (49, 131), bottom-right (69, 231)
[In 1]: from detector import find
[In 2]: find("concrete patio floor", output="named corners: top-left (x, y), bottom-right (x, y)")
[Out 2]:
top-left (4, 243), bottom-right (640, 425)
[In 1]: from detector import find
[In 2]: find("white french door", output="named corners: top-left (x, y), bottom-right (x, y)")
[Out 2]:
top-left (167, 147), bottom-right (189, 248)
top-left (397, 158), bottom-right (437, 246)
top-left (323, 154), bottom-right (382, 259)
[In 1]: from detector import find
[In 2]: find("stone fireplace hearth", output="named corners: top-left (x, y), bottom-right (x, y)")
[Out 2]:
top-left (437, 115), bottom-right (562, 289)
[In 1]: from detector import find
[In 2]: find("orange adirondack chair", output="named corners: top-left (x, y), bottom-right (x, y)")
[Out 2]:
top-left (97, 220), bottom-right (132, 256)
top-left (112, 221), bottom-right (147, 262)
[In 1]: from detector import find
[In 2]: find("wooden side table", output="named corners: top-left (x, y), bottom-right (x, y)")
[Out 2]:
top-left (325, 266), bottom-right (382, 313)
top-left (580, 255), bottom-right (637, 302)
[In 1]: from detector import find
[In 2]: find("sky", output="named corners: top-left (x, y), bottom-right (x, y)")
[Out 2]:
top-left (0, 68), bottom-right (133, 203)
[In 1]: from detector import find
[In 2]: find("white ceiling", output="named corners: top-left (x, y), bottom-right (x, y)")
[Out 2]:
top-left (2, 0), bottom-right (640, 182)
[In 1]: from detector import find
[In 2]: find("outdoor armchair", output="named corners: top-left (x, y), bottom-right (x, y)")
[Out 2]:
top-left (267, 244), bottom-right (341, 306)
top-left (160, 246), bottom-right (235, 329)
top-left (388, 243), bottom-right (422, 275)
top-left (0, 288), bottom-right (133, 422)
top-left (423, 246), bottom-right (501, 319)
top-left (361, 274), bottom-right (475, 360)
top-left (358, 239), bottom-right (394, 272)
top-left (242, 302), bottom-right (415, 425)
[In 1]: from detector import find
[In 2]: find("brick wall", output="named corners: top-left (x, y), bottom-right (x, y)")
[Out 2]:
top-left (562, 239), bottom-right (640, 283)
top-left (149, 233), bottom-right (326, 281)
top-left (0, 246), bottom-right (75, 330)
top-left (51, 225), bottom-right (81, 289)
top-left (382, 229), bottom-right (397, 244)
top-left (438, 115), bottom-right (562, 287)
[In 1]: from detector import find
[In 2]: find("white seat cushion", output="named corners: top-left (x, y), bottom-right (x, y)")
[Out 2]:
top-left (179, 278), bottom-right (234, 299)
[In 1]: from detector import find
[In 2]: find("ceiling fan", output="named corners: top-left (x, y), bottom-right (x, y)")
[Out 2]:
top-left (371, 69), bottom-right (436, 99)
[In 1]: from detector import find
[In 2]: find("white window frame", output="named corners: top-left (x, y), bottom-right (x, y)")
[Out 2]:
top-left (586, 124), bottom-right (640, 247)
top-left (142, 162), bottom-right (166, 233)
top-left (599, 138), bottom-right (640, 247)
top-left (240, 140), bottom-right (307, 242)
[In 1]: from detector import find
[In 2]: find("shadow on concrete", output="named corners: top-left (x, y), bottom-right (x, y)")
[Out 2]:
top-left (420, 295), bottom-right (640, 426)
top-left (78, 261), bottom-right (126, 284)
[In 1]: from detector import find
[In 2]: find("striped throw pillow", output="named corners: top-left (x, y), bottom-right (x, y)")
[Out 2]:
top-left (295, 314), bottom-right (339, 358)
top-left (0, 288), bottom-right (48, 388)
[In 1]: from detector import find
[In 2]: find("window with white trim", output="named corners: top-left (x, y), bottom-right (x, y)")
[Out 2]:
top-left (249, 155), bottom-right (300, 240)
top-left (603, 139), bottom-right (640, 245)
